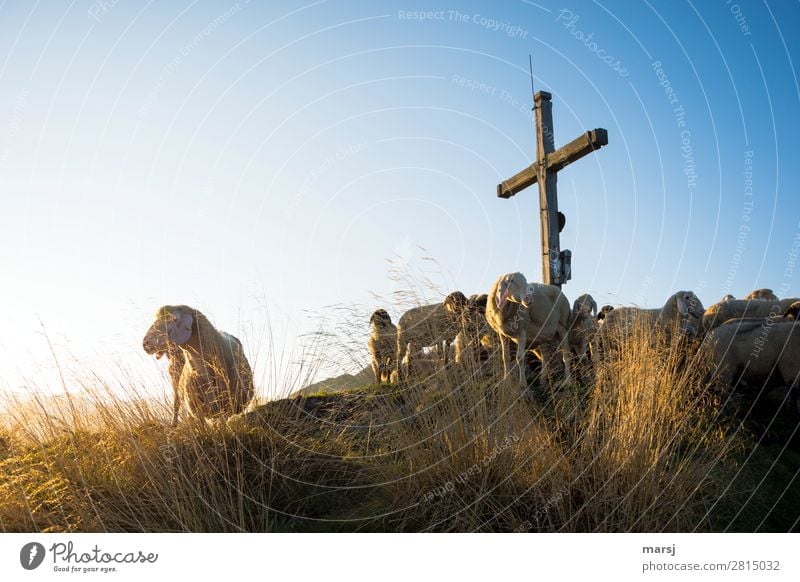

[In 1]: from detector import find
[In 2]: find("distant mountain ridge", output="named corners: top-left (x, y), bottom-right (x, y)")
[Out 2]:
top-left (292, 366), bottom-right (373, 397)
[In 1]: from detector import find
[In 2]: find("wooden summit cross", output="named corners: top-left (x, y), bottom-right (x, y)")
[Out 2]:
top-left (497, 91), bottom-right (608, 287)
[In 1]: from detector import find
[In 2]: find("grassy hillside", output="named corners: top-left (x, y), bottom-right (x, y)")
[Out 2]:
top-left (1, 325), bottom-right (798, 532)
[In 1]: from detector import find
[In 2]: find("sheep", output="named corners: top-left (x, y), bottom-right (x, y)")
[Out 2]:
top-left (784, 301), bottom-right (800, 320)
top-left (596, 291), bottom-right (705, 358)
top-left (568, 294), bottom-right (598, 353)
top-left (597, 305), bottom-right (614, 324)
top-left (485, 272), bottom-right (572, 390)
top-left (743, 288), bottom-right (779, 301)
top-left (702, 297), bottom-right (800, 334)
top-left (368, 309), bottom-right (397, 384)
top-left (395, 292), bottom-right (463, 380)
top-left (452, 293), bottom-right (495, 368)
top-left (702, 313), bottom-right (800, 416)
top-left (566, 294), bottom-right (599, 376)
top-left (142, 305), bottom-right (255, 426)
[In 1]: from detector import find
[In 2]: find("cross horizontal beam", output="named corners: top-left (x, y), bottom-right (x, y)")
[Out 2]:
top-left (496, 128), bottom-right (608, 199)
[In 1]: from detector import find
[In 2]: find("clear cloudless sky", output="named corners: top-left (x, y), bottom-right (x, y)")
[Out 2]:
top-left (1, 0), bottom-right (798, 398)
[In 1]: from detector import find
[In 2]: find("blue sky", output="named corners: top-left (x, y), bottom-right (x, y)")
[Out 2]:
top-left (1, 0), bottom-right (798, 397)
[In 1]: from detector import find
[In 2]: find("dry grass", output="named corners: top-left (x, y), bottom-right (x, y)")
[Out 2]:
top-left (0, 314), bottom-right (797, 532)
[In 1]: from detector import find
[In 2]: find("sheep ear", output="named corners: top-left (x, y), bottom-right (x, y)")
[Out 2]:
top-left (167, 311), bottom-right (193, 344)
top-left (496, 283), bottom-right (508, 309)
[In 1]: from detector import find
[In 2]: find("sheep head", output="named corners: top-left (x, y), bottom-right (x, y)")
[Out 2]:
top-left (597, 305), bottom-right (614, 323)
top-left (783, 301), bottom-right (800, 320)
top-left (673, 291), bottom-right (704, 320)
top-left (744, 288), bottom-right (779, 301)
top-left (572, 294), bottom-right (598, 319)
top-left (443, 291), bottom-right (468, 315)
top-left (495, 272), bottom-right (534, 309)
top-left (143, 305), bottom-right (195, 358)
top-left (369, 309), bottom-right (392, 327)
top-left (469, 293), bottom-right (488, 312)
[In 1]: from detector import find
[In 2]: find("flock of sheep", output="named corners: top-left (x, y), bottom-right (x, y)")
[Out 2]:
top-left (369, 272), bottom-right (800, 414)
top-left (139, 274), bottom-right (800, 426)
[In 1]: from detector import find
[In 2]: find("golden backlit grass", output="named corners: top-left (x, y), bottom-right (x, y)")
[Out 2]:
top-left (0, 318), bottom-right (796, 532)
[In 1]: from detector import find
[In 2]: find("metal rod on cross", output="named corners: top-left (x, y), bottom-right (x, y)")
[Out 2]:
top-left (497, 90), bottom-right (608, 288)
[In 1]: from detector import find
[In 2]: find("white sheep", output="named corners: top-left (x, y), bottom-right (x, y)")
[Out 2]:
top-left (567, 293), bottom-right (599, 364)
top-left (702, 307), bottom-right (800, 413)
top-left (596, 290), bottom-right (705, 358)
top-left (452, 293), bottom-right (495, 367)
top-left (485, 272), bottom-right (572, 390)
top-left (702, 297), bottom-right (799, 334)
top-left (395, 292), bottom-right (464, 380)
top-left (368, 309), bottom-right (397, 384)
top-left (743, 288), bottom-right (779, 301)
top-left (143, 305), bottom-right (255, 426)
top-left (597, 304), bottom-right (614, 325)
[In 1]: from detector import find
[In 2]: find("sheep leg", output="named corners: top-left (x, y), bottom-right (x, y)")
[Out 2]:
top-left (591, 333), bottom-right (604, 369)
top-left (372, 360), bottom-right (380, 384)
top-left (516, 329), bottom-right (528, 389)
top-left (500, 335), bottom-right (511, 380)
top-left (401, 341), bottom-right (413, 380)
top-left (561, 339), bottom-right (573, 385)
top-left (171, 386), bottom-right (180, 427)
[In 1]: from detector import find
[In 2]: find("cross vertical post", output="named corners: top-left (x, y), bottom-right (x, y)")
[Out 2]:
top-left (535, 91), bottom-right (560, 287)
top-left (497, 90), bottom-right (608, 288)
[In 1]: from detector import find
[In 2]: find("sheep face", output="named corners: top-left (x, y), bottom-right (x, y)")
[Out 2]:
top-left (370, 309), bottom-right (392, 328)
top-left (597, 305), bottom-right (614, 323)
top-left (573, 294), bottom-right (598, 319)
top-left (469, 294), bottom-right (488, 312)
top-left (142, 305), bottom-right (194, 358)
top-left (675, 291), bottom-right (704, 320)
top-left (443, 291), bottom-right (468, 316)
top-left (744, 288), bottom-right (779, 301)
top-left (495, 272), bottom-right (532, 309)
top-left (783, 301), bottom-right (800, 320)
